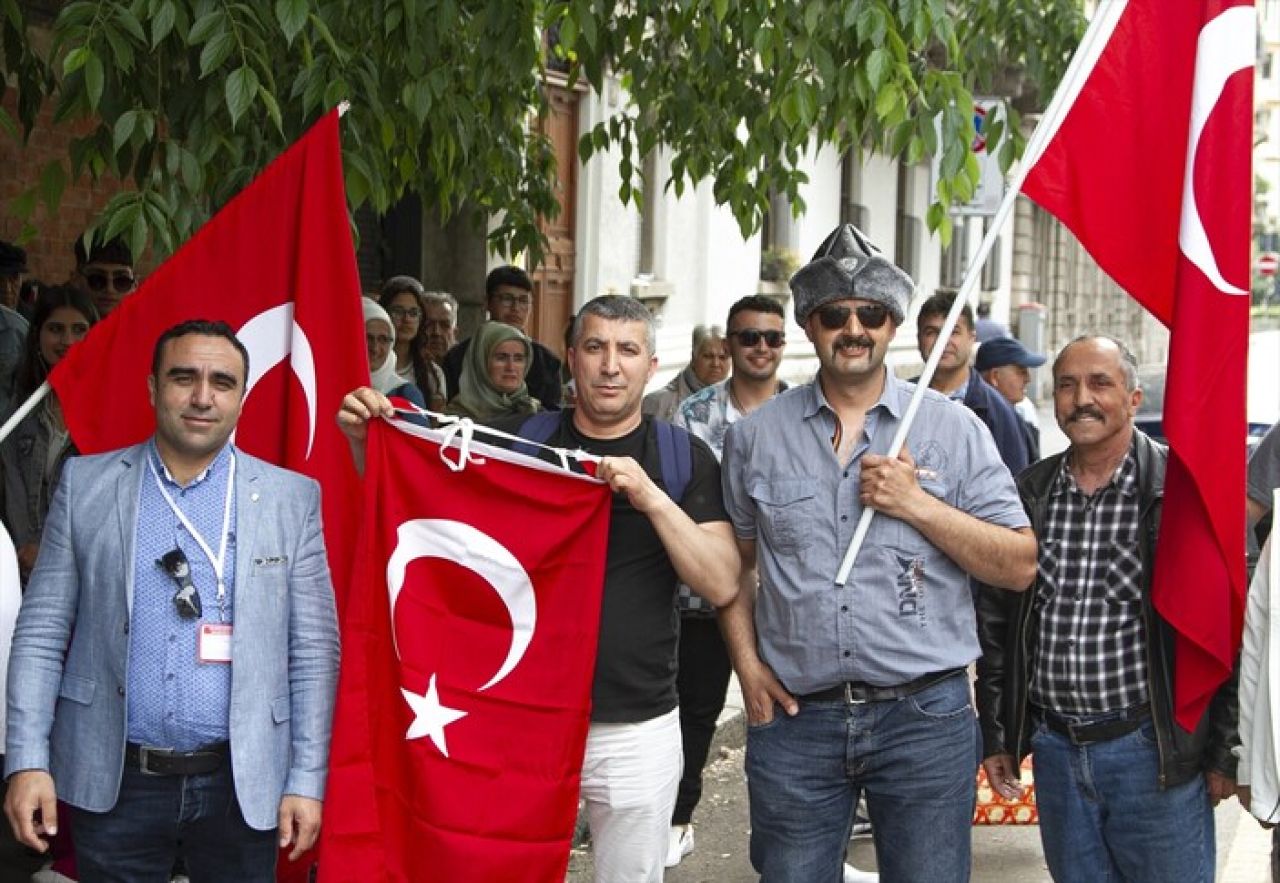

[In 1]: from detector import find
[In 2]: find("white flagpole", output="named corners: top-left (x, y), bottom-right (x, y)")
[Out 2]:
top-left (833, 1), bottom-right (1129, 586)
top-left (0, 382), bottom-right (50, 448)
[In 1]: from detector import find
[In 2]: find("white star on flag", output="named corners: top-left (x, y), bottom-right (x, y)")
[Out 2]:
top-left (402, 673), bottom-right (467, 757)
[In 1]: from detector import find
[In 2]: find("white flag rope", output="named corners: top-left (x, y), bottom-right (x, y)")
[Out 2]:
top-left (386, 404), bottom-right (603, 477)
top-left (834, 6), bottom-right (1123, 586)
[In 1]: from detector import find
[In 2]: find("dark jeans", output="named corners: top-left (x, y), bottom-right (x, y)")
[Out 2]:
top-left (1031, 714), bottom-right (1214, 883)
top-left (70, 762), bottom-right (277, 883)
top-left (745, 671), bottom-right (979, 883)
top-left (672, 615), bottom-right (733, 825)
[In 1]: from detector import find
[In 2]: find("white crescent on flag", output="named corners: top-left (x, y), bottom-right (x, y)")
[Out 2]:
top-left (234, 303), bottom-right (319, 457)
top-left (1177, 5), bottom-right (1254, 296)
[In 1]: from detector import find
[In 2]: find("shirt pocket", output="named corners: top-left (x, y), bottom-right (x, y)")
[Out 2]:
top-left (1035, 538), bottom-right (1062, 606)
top-left (750, 478), bottom-right (817, 556)
top-left (1102, 538), bottom-right (1143, 609)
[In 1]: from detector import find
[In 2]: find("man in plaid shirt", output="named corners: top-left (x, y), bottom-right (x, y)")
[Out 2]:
top-left (976, 335), bottom-right (1238, 883)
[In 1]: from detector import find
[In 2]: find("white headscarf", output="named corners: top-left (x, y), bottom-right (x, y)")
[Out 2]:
top-left (363, 297), bottom-right (402, 395)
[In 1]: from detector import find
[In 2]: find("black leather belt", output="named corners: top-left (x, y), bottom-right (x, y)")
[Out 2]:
top-left (796, 668), bottom-right (966, 704)
top-left (125, 741), bottom-right (229, 776)
top-left (1036, 704), bottom-right (1150, 746)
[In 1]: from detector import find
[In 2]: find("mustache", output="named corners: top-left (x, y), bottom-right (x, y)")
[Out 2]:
top-left (1067, 406), bottom-right (1105, 423)
top-left (834, 335), bottom-right (875, 350)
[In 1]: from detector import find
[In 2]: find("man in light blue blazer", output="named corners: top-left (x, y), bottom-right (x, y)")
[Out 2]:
top-left (3, 319), bottom-right (340, 881)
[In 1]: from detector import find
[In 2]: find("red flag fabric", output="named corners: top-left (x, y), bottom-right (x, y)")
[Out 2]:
top-left (48, 109), bottom-right (367, 615)
top-left (1022, 0), bottom-right (1253, 728)
top-left (319, 419), bottom-right (611, 883)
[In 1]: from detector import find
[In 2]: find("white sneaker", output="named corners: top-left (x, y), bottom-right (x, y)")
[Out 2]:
top-left (843, 863), bottom-right (879, 883)
top-left (664, 824), bottom-right (694, 867)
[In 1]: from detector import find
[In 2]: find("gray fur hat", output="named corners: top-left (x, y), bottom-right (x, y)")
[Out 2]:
top-left (789, 224), bottom-right (915, 325)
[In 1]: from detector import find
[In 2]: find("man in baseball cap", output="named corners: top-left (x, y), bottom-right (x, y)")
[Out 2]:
top-left (976, 336), bottom-right (1047, 461)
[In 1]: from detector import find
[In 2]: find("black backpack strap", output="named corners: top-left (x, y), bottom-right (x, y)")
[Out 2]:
top-left (512, 410), bottom-right (562, 458)
top-left (652, 419), bottom-right (693, 504)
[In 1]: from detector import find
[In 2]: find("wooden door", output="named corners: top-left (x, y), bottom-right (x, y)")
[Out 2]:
top-left (530, 82), bottom-right (579, 357)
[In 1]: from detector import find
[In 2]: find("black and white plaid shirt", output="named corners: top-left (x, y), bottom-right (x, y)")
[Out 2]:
top-left (1029, 449), bottom-right (1149, 715)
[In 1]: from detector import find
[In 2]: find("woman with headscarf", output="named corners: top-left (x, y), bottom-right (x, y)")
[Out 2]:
top-left (445, 322), bottom-right (540, 424)
top-left (364, 297), bottom-right (427, 412)
top-left (642, 324), bottom-right (729, 421)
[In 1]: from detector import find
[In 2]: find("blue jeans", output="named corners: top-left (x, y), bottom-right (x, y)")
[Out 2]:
top-left (1030, 715), bottom-right (1214, 883)
top-left (745, 672), bottom-right (979, 883)
top-left (70, 763), bottom-right (277, 883)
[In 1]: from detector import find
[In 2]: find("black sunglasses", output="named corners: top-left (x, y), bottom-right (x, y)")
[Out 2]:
top-left (157, 548), bottom-right (202, 620)
top-left (83, 271), bottom-right (135, 293)
top-left (815, 302), bottom-right (891, 331)
top-left (729, 328), bottom-right (786, 349)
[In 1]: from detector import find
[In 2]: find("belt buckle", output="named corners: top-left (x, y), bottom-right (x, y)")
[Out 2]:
top-left (843, 683), bottom-right (866, 705)
top-left (137, 745), bottom-right (163, 776)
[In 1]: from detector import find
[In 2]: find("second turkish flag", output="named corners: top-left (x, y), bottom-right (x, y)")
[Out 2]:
top-left (320, 419), bottom-right (612, 882)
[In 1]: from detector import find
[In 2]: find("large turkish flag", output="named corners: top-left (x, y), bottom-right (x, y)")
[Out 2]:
top-left (48, 108), bottom-right (368, 616)
top-left (319, 418), bottom-right (611, 883)
top-left (1023, 0), bottom-right (1253, 728)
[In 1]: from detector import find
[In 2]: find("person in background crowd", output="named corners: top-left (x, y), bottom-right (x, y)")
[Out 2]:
top-left (442, 266), bottom-right (563, 410)
top-left (666, 295), bottom-right (788, 869)
top-left (421, 291), bottom-right (458, 366)
top-left (340, 294), bottom-right (738, 883)
top-left (4, 320), bottom-right (340, 880)
top-left (0, 241), bottom-right (31, 415)
top-left (16, 279), bottom-right (40, 323)
top-left (379, 277), bottom-right (446, 410)
top-left (720, 224), bottom-right (1035, 883)
top-left (975, 300), bottom-right (1010, 343)
top-left (977, 335), bottom-right (1237, 883)
top-left (642, 325), bottom-right (729, 422)
top-left (363, 297), bottom-right (426, 410)
top-left (1, 285), bottom-right (98, 583)
top-left (915, 292), bottom-right (1029, 476)
top-left (73, 235), bottom-right (136, 318)
top-left (976, 336), bottom-right (1048, 462)
top-left (445, 321), bottom-right (540, 424)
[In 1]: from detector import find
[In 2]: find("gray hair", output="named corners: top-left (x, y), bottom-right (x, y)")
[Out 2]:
top-left (422, 290), bottom-right (459, 328)
top-left (691, 324), bottom-right (725, 356)
top-left (380, 275), bottom-right (424, 298)
top-left (1052, 334), bottom-right (1140, 392)
top-left (571, 295), bottom-right (657, 354)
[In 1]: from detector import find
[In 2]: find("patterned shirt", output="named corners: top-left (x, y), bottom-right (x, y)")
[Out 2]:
top-left (1029, 448), bottom-right (1148, 715)
top-left (673, 377), bottom-right (787, 614)
top-left (127, 441), bottom-right (237, 750)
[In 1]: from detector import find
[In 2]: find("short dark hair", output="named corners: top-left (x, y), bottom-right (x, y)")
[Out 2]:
top-left (380, 275), bottom-right (424, 299)
top-left (916, 291), bottom-right (974, 332)
top-left (727, 295), bottom-right (785, 328)
top-left (485, 265), bottom-right (533, 298)
top-left (150, 319), bottom-right (250, 383)
top-left (74, 234), bottom-right (133, 268)
top-left (571, 295), bottom-right (656, 353)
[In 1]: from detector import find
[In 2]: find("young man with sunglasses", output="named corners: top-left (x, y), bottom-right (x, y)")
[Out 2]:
top-left (4, 320), bottom-right (340, 881)
top-left (718, 224), bottom-right (1037, 883)
top-left (664, 294), bottom-right (789, 867)
top-left (73, 235), bottom-right (137, 318)
top-left (442, 264), bottom-right (563, 409)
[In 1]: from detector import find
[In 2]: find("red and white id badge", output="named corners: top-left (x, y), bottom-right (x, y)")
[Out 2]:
top-left (198, 623), bottom-right (233, 663)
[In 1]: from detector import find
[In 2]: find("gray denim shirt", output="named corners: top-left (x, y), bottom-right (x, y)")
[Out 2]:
top-left (722, 371), bottom-right (1028, 692)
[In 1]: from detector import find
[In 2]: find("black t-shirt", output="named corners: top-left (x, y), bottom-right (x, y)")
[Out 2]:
top-left (495, 411), bottom-right (728, 722)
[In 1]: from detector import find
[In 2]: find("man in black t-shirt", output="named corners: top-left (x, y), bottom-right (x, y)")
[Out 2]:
top-left (339, 294), bottom-right (738, 882)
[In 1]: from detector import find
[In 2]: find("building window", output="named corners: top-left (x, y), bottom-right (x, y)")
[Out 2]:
top-left (895, 162), bottom-right (922, 280)
top-left (841, 150), bottom-right (870, 230)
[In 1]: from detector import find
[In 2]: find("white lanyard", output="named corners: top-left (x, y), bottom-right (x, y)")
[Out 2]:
top-left (148, 450), bottom-right (236, 621)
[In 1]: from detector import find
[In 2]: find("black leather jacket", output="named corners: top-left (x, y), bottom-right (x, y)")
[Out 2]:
top-left (975, 430), bottom-right (1238, 788)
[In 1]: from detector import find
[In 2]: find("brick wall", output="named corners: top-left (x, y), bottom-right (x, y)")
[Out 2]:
top-left (1, 92), bottom-right (135, 286)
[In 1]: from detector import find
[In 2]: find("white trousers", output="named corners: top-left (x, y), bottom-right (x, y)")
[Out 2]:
top-left (580, 707), bottom-right (682, 883)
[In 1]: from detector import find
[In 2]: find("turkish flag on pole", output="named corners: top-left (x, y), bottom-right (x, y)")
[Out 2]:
top-left (48, 108), bottom-right (368, 613)
top-left (319, 419), bottom-right (611, 883)
top-left (1023, 1), bottom-right (1253, 729)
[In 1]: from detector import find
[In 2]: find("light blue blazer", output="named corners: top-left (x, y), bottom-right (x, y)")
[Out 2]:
top-left (4, 443), bottom-right (340, 831)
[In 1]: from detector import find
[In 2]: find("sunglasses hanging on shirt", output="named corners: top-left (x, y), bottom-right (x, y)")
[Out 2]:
top-left (157, 547), bottom-right (202, 620)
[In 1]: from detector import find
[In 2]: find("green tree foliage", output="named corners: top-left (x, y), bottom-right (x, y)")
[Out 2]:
top-left (0, 0), bottom-right (1084, 262)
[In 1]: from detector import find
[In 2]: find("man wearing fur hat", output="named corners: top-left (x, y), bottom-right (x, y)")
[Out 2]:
top-left (718, 225), bottom-right (1037, 883)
